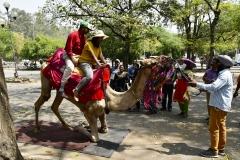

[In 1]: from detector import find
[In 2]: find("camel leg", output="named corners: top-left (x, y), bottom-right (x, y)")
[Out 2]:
top-left (98, 112), bottom-right (108, 133)
top-left (34, 76), bottom-right (52, 133)
top-left (34, 93), bottom-right (51, 133)
top-left (84, 113), bottom-right (99, 142)
top-left (51, 94), bottom-right (72, 130)
top-left (74, 125), bottom-right (97, 142)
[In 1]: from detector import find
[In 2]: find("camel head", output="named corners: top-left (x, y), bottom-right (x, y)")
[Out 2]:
top-left (140, 55), bottom-right (175, 70)
top-left (140, 58), bottom-right (157, 67)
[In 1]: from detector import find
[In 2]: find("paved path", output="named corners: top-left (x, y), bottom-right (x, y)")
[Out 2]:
top-left (5, 68), bottom-right (240, 160)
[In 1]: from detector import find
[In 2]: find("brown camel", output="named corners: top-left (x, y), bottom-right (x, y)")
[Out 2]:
top-left (34, 56), bottom-right (173, 142)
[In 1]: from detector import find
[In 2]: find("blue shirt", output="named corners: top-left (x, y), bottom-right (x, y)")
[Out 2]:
top-left (110, 67), bottom-right (119, 80)
top-left (197, 69), bottom-right (233, 112)
top-left (128, 66), bottom-right (135, 77)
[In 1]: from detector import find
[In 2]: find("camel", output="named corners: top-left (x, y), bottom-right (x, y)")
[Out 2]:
top-left (34, 56), bottom-right (174, 142)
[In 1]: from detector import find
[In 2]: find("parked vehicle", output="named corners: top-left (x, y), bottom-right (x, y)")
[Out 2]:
top-left (234, 58), bottom-right (240, 66)
top-left (195, 58), bottom-right (200, 63)
top-left (23, 60), bottom-right (41, 70)
top-left (2, 59), bottom-right (6, 65)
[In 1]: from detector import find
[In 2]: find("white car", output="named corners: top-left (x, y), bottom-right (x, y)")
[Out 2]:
top-left (234, 58), bottom-right (240, 66)
top-left (2, 59), bottom-right (6, 65)
top-left (195, 58), bottom-right (200, 63)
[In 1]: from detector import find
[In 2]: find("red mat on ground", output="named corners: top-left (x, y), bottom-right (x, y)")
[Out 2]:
top-left (15, 120), bottom-right (91, 151)
top-left (15, 120), bottom-right (131, 158)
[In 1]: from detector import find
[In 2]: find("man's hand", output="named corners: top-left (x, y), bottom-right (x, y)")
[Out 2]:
top-left (71, 56), bottom-right (78, 66)
top-left (203, 76), bottom-right (207, 82)
top-left (188, 80), bottom-right (197, 87)
top-left (100, 63), bottom-right (107, 68)
top-left (210, 79), bottom-right (215, 83)
top-left (233, 92), bottom-right (238, 98)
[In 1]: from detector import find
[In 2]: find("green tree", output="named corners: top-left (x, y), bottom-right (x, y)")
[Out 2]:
top-left (0, 27), bottom-right (12, 60)
top-left (20, 35), bottom-right (65, 61)
top-left (42, 0), bottom-right (165, 69)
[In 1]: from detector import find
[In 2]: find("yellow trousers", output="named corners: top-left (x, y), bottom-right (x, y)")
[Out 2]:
top-left (208, 106), bottom-right (228, 154)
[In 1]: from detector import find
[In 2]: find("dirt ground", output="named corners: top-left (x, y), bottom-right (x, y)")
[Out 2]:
top-left (6, 73), bottom-right (240, 160)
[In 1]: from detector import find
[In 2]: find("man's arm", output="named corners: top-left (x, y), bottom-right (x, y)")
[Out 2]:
top-left (65, 33), bottom-right (79, 66)
top-left (99, 52), bottom-right (107, 65)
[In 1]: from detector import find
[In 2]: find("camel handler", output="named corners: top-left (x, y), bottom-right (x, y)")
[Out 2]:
top-left (58, 22), bottom-right (92, 98)
top-left (188, 55), bottom-right (233, 158)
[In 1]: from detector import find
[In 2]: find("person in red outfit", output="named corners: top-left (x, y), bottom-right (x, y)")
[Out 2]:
top-left (58, 22), bottom-right (92, 98)
top-left (233, 75), bottom-right (240, 98)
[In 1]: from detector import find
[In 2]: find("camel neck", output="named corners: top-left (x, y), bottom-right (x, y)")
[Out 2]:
top-left (107, 67), bottom-right (152, 111)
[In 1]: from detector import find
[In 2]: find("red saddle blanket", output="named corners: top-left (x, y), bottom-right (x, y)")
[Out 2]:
top-left (42, 48), bottom-right (110, 103)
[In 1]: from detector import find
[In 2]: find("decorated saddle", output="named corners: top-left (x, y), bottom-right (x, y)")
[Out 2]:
top-left (42, 48), bottom-right (110, 103)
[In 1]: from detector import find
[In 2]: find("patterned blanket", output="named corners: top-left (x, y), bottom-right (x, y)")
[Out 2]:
top-left (42, 48), bottom-right (110, 103)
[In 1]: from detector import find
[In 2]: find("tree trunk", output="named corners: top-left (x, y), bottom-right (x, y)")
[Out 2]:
top-left (204, 0), bottom-right (221, 69)
top-left (207, 10), bottom-right (220, 68)
top-left (0, 58), bottom-right (24, 160)
top-left (123, 40), bottom-right (130, 70)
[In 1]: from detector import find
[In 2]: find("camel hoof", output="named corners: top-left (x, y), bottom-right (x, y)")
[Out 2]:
top-left (91, 136), bottom-right (99, 143)
top-left (98, 127), bottom-right (108, 133)
top-left (63, 125), bottom-right (72, 130)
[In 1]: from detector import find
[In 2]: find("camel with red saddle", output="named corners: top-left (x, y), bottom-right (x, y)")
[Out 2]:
top-left (34, 51), bottom-right (173, 142)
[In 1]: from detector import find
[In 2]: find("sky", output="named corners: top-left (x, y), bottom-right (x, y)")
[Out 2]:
top-left (0, 0), bottom-right (46, 14)
top-left (0, 0), bottom-right (178, 33)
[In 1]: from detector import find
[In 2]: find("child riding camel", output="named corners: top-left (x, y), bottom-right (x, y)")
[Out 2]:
top-left (73, 30), bottom-right (109, 101)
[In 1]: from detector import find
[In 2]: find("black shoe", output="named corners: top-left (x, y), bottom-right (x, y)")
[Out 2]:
top-left (58, 90), bottom-right (68, 98)
top-left (168, 108), bottom-right (172, 112)
top-left (218, 150), bottom-right (225, 156)
top-left (160, 107), bottom-right (166, 111)
top-left (199, 148), bottom-right (218, 158)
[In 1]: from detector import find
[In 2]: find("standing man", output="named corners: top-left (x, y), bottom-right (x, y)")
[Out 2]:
top-left (110, 59), bottom-right (120, 90)
top-left (128, 60), bottom-right (137, 85)
top-left (114, 65), bottom-right (129, 92)
top-left (58, 22), bottom-right (92, 98)
top-left (202, 57), bottom-right (218, 122)
top-left (160, 64), bottom-right (175, 112)
top-left (128, 60), bottom-right (137, 78)
top-left (188, 55), bottom-right (234, 158)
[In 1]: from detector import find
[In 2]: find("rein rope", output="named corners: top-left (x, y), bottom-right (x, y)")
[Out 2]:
top-left (131, 89), bottom-right (140, 101)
